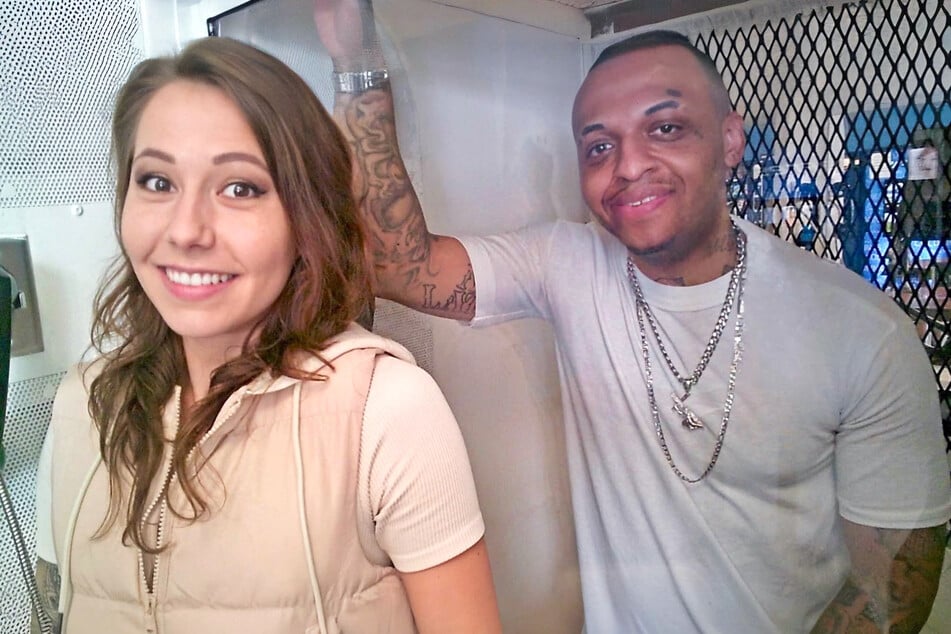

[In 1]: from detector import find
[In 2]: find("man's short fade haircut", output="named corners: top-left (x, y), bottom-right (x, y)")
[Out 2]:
top-left (590, 29), bottom-right (733, 116)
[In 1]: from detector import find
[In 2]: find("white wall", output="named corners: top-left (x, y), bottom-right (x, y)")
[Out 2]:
top-left (369, 4), bottom-right (588, 629)
top-left (4, 203), bottom-right (117, 384)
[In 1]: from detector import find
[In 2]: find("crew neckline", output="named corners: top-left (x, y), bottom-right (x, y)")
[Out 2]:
top-left (626, 262), bottom-right (733, 312)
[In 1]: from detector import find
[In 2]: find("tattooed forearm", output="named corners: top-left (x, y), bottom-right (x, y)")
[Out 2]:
top-left (811, 524), bottom-right (945, 634)
top-left (342, 91), bottom-right (418, 232)
top-left (886, 526), bottom-right (946, 628)
top-left (31, 558), bottom-right (62, 634)
top-left (332, 87), bottom-right (476, 320)
top-left (338, 91), bottom-right (434, 282)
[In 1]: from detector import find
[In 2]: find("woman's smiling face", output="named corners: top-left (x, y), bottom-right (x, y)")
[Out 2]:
top-left (120, 79), bottom-right (295, 359)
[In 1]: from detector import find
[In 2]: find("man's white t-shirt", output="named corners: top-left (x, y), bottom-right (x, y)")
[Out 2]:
top-left (460, 217), bottom-right (951, 633)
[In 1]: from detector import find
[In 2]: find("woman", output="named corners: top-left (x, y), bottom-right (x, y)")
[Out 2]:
top-left (35, 36), bottom-right (500, 634)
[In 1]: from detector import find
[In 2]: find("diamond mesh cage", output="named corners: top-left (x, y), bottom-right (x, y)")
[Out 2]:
top-left (690, 0), bottom-right (951, 449)
top-left (0, 0), bottom-right (142, 209)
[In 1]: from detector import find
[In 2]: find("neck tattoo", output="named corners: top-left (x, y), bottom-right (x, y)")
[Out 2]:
top-left (627, 220), bottom-right (747, 483)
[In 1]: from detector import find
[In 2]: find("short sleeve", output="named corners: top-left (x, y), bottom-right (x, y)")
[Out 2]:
top-left (835, 315), bottom-right (951, 528)
top-left (458, 221), bottom-right (560, 327)
top-left (358, 355), bottom-right (485, 572)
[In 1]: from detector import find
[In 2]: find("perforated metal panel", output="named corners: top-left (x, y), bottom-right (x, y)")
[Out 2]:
top-left (1, 3), bottom-right (141, 629)
top-left (0, 372), bottom-right (63, 634)
top-left (0, 0), bottom-right (142, 209)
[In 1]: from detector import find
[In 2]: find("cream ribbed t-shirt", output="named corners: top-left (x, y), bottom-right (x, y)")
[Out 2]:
top-left (35, 353), bottom-right (484, 575)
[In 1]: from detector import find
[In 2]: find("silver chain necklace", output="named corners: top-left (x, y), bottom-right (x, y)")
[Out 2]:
top-left (627, 223), bottom-right (747, 483)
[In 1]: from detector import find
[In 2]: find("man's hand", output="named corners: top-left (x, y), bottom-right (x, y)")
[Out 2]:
top-left (313, 0), bottom-right (382, 70)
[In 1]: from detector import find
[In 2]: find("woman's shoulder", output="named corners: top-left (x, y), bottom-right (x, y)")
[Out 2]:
top-left (360, 354), bottom-right (461, 473)
top-left (54, 362), bottom-right (93, 404)
top-left (49, 362), bottom-right (102, 450)
top-left (304, 346), bottom-right (440, 416)
top-left (286, 323), bottom-right (417, 377)
top-left (324, 323), bottom-right (416, 366)
top-left (368, 353), bottom-right (440, 405)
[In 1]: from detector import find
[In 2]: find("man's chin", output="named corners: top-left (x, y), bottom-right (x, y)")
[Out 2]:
top-left (593, 216), bottom-right (676, 259)
top-left (622, 231), bottom-right (677, 259)
top-left (626, 241), bottom-right (669, 257)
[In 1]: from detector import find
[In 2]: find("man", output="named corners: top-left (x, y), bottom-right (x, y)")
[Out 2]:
top-left (313, 1), bottom-right (951, 631)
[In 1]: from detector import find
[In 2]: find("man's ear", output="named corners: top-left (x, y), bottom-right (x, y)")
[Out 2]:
top-left (722, 111), bottom-right (746, 168)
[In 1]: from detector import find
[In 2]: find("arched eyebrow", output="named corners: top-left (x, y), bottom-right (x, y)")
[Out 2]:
top-left (133, 148), bottom-right (174, 163)
top-left (131, 149), bottom-right (268, 171)
top-left (577, 88), bottom-right (685, 139)
top-left (212, 152), bottom-right (268, 170)
top-left (644, 99), bottom-right (680, 116)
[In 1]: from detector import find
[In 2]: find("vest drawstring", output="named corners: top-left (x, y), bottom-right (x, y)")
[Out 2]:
top-left (59, 454), bottom-right (102, 631)
top-left (293, 381), bottom-right (328, 634)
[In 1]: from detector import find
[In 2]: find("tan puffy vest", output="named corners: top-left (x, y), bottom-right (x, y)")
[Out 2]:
top-left (51, 328), bottom-right (417, 633)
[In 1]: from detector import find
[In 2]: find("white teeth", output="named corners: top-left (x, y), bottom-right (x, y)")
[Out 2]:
top-left (628, 195), bottom-right (658, 208)
top-left (165, 268), bottom-right (234, 287)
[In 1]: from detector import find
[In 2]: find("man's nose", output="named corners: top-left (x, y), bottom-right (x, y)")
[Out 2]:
top-left (613, 140), bottom-right (655, 183)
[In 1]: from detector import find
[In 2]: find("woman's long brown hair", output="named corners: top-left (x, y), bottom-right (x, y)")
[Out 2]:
top-left (89, 37), bottom-right (371, 552)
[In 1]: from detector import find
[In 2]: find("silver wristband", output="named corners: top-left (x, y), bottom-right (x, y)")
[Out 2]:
top-left (332, 69), bottom-right (389, 93)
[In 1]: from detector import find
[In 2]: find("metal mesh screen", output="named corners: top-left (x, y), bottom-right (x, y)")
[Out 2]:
top-left (1, 2), bottom-right (141, 629)
top-left (0, 372), bottom-right (63, 634)
top-left (690, 0), bottom-right (951, 448)
top-left (0, 0), bottom-right (141, 209)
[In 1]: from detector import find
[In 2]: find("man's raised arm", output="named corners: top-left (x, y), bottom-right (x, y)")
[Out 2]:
top-left (313, 0), bottom-right (476, 321)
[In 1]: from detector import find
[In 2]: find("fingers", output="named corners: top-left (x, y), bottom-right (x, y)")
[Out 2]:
top-left (312, 0), bottom-right (370, 63)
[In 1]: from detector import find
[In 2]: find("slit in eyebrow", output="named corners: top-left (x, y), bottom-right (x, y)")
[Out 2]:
top-left (644, 99), bottom-right (680, 116)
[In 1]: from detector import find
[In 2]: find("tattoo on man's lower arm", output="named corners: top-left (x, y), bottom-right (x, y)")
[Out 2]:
top-left (813, 525), bottom-right (946, 633)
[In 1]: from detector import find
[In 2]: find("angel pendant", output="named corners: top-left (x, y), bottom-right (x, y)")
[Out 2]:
top-left (672, 392), bottom-right (704, 430)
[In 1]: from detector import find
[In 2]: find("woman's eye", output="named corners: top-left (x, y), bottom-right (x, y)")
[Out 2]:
top-left (221, 182), bottom-right (261, 199)
top-left (139, 175), bottom-right (172, 192)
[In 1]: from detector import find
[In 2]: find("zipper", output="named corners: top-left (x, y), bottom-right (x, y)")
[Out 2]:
top-left (137, 387), bottom-right (182, 629)
top-left (182, 388), bottom-right (247, 466)
top-left (144, 594), bottom-right (157, 634)
top-left (136, 384), bottom-right (250, 626)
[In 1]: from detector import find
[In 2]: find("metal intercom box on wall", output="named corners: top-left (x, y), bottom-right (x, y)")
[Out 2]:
top-left (0, 236), bottom-right (44, 357)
